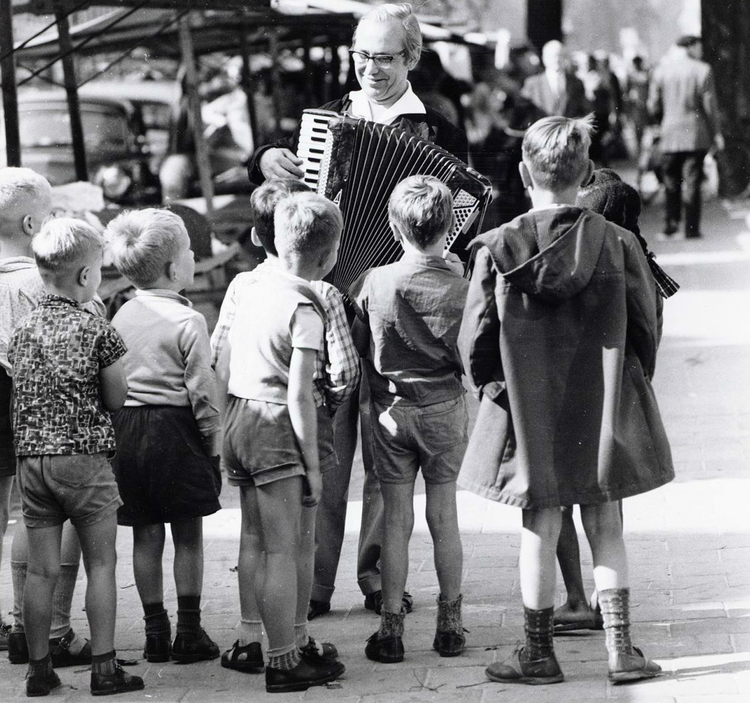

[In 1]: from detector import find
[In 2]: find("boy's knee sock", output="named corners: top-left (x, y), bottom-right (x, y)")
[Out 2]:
top-left (266, 643), bottom-right (300, 671)
top-left (378, 609), bottom-right (405, 638)
top-left (599, 588), bottom-right (633, 655)
top-left (27, 652), bottom-right (53, 678)
top-left (50, 562), bottom-right (79, 640)
top-left (436, 593), bottom-right (463, 634)
top-left (143, 602), bottom-right (171, 637)
top-left (176, 595), bottom-right (202, 636)
top-left (11, 561), bottom-right (27, 631)
top-left (239, 619), bottom-right (263, 647)
top-left (522, 606), bottom-right (555, 661)
top-left (293, 622), bottom-right (309, 649)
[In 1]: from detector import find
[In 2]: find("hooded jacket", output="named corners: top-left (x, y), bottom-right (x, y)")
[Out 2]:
top-left (457, 207), bottom-right (674, 508)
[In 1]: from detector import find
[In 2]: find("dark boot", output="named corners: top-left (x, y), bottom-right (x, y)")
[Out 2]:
top-left (26, 654), bottom-right (61, 697)
top-left (433, 594), bottom-right (465, 657)
top-left (600, 588), bottom-right (661, 683)
top-left (365, 609), bottom-right (405, 663)
top-left (485, 606), bottom-right (563, 685)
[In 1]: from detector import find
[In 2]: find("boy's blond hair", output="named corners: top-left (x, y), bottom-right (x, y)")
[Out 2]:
top-left (274, 192), bottom-right (342, 263)
top-left (105, 208), bottom-right (187, 288)
top-left (33, 217), bottom-right (103, 275)
top-left (388, 175), bottom-right (454, 249)
top-left (0, 167), bottom-right (52, 230)
top-left (522, 115), bottom-right (595, 190)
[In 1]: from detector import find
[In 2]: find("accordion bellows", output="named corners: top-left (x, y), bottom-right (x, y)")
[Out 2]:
top-left (297, 109), bottom-right (492, 293)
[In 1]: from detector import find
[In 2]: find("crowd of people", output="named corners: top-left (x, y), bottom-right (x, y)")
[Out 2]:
top-left (0, 1), bottom-right (719, 698)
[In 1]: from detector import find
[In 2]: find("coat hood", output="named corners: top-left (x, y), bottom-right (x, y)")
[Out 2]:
top-left (0, 257), bottom-right (36, 275)
top-left (474, 206), bottom-right (608, 303)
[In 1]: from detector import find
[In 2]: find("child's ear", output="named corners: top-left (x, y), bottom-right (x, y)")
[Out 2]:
top-left (77, 265), bottom-right (90, 287)
top-left (166, 261), bottom-right (177, 281)
top-left (390, 223), bottom-right (404, 243)
top-left (580, 159), bottom-right (595, 187)
top-left (21, 215), bottom-right (35, 237)
top-left (519, 161), bottom-right (533, 190)
top-left (250, 226), bottom-right (262, 248)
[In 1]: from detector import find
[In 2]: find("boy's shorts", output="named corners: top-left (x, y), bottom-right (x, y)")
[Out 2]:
top-left (16, 452), bottom-right (123, 529)
top-left (371, 395), bottom-right (469, 485)
top-left (0, 368), bottom-right (15, 478)
top-left (222, 396), bottom-right (307, 487)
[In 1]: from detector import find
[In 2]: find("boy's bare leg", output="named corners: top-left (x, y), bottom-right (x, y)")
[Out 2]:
top-left (240, 477), bottom-right (302, 650)
top-left (554, 506), bottom-right (595, 629)
top-left (23, 524), bottom-right (63, 660)
top-left (424, 481), bottom-right (462, 601)
top-left (380, 482), bottom-right (415, 615)
top-left (75, 513), bottom-right (118, 656)
top-left (132, 523), bottom-right (166, 605)
top-left (237, 504), bottom-right (264, 645)
top-left (520, 507), bottom-right (562, 610)
top-left (0, 475), bottom-right (12, 630)
top-left (171, 518), bottom-right (203, 597)
top-left (296, 506), bottom-right (316, 631)
top-left (580, 502), bottom-right (628, 591)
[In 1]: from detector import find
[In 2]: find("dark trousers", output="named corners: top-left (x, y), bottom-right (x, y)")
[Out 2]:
top-left (662, 150), bottom-right (707, 237)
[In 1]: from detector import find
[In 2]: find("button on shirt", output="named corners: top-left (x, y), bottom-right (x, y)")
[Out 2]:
top-left (8, 295), bottom-right (127, 455)
top-left (350, 252), bottom-right (469, 406)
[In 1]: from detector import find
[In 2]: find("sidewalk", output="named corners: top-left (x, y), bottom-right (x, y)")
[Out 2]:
top-left (1, 192), bottom-right (749, 702)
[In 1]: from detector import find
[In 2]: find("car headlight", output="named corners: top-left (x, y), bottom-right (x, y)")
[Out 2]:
top-left (94, 165), bottom-right (133, 201)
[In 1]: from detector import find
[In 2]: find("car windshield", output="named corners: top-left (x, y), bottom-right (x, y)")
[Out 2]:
top-left (16, 104), bottom-right (132, 149)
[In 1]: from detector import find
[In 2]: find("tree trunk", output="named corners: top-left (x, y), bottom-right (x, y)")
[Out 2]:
top-left (702, 1), bottom-right (750, 197)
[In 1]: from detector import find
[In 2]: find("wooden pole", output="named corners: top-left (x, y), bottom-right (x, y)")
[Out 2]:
top-left (55, 2), bottom-right (87, 181)
top-left (0, 0), bottom-right (21, 167)
top-left (269, 28), bottom-right (282, 139)
top-left (178, 13), bottom-right (214, 217)
top-left (237, 27), bottom-right (258, 151)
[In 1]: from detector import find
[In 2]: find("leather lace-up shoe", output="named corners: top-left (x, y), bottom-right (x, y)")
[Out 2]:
top-left (485, 646), bottom-right (564, 685)
top-left (433, 630), bottom-right (465, 657)
top-left (90, 663), bottom-right (144, 696)
top-left (143, 632), bottom-right (171, 663)
top-left (265, 657), bottom-right (344, 693)
top-left (608, 646), bottom-right (662, 684)
top-left (26, 667), bottom-right (61, 697)
top-left (365, 631), bottom-right (404, 663)
top-left (171, 629), bottom-right (220, 663)
top-left (9, 631), bottom-right (30, 664)
top-left (307, 599), bottom-right (331, 620)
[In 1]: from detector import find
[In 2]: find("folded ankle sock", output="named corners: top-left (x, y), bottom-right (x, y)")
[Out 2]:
top-left (293, 622), bottom-right (308, 649)
top-left (143, 602), bottom-right (171, 636)
top-left (50, 563), bottom-right (79, 640)
top-left (436, 593), bottom-right (463, 634)
top-left (239, 619), bottom-right (263, 647)
top-left (28, 652), bottom-right (53, 678)
top-left (11, 561), bottom-right (27, 630)
top-left (91, 651), bottom-right (117, 676)
top-left (266, 644), bottom-right (300, 671)
top-left (176, 595), bottom-right (201, 636)
top-left (378, 609), bottom-right (405, 638)
top-left (523, 606), bottom-right (555, 661)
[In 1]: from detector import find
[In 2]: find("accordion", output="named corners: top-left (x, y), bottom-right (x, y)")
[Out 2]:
top-left (296, 109), bottom-right (492, 293)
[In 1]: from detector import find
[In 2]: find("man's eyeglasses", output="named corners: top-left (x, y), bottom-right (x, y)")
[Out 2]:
top-left (348, 49), bottom-right (406, 69)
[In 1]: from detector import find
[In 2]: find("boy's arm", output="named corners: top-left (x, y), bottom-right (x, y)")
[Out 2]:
top-left (288, 346), bottom-right (321, 507)
top-left (348, 272), bottom-right (371, 358)
top-left (182, 314), bottom-right (222, 456)
top-left (458, 246), bottom-right (504, 392)
top-left (319, 286), bottom-right (360, 412)
top-left (624, 235), bottom-right (659, 379)
top-left (210, 278), bottom-right (238, 368)
top-left (99, 359), bottom-right (128, 411)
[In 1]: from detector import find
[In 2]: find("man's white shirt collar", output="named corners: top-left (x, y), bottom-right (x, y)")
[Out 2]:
top-left (349, 82), bottom-right (426, 125)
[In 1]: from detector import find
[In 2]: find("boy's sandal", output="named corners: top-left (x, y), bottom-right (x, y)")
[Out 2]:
top-left (220, 640), bottom-right (264, 673)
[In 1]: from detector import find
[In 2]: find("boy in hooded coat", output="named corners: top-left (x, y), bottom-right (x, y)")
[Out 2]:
top-left (458, 115), bottom-right (673, 686)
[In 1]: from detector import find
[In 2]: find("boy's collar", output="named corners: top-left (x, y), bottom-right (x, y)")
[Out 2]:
top-left (135, 288), bottom-right (192, 307)
top-left (40, 293), bottom-right (80, 308)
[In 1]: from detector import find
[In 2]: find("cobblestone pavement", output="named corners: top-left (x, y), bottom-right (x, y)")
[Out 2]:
top-left (1, 189), bottom-right (749, 702)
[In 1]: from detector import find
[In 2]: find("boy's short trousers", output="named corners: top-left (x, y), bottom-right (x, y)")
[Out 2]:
top-left (111, 405), bottom-right (222, 527)
top-left (0, 368), bottom-right (15, 478)
top-left (371, 395), bottom-right (469, 485)
top-left (222, 396), bottom-right (306, 488)
top-left (16, 452), bottom-right (122, 529)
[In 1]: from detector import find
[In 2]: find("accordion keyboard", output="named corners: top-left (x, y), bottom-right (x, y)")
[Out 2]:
top-left (297, 110), bottom-right (335, 194)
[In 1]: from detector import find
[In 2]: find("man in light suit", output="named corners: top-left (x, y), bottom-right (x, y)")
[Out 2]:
top-left (521, 40), bottom-right (589, 118)
top-left (648, 35), bottom-right (724, 239)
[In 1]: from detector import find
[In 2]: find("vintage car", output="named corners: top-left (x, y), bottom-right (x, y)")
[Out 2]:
top-left (0, 83), bottom-right (179, 204)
